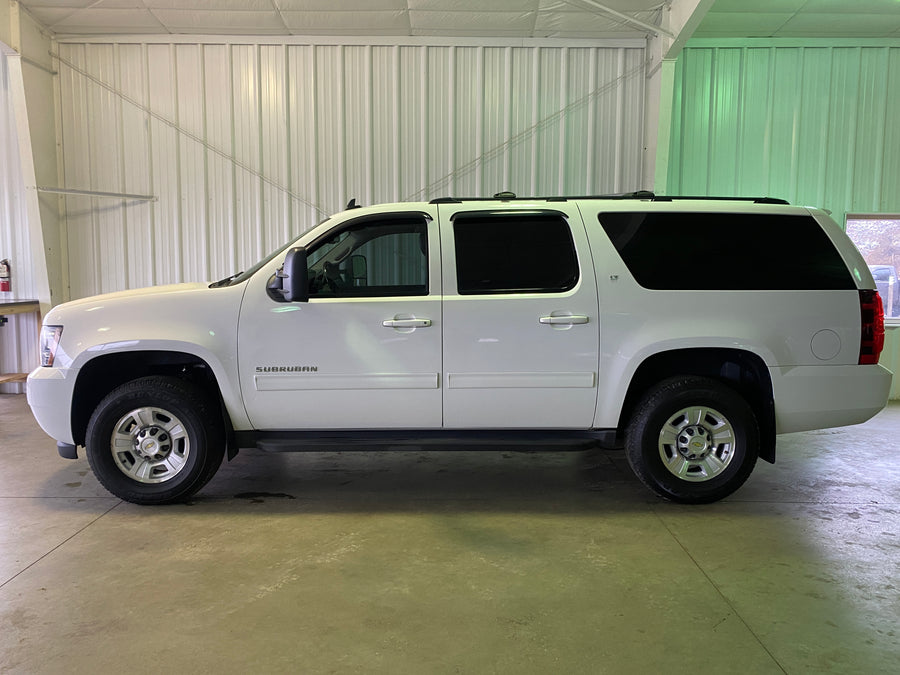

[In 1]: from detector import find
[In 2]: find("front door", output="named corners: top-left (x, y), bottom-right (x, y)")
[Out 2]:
top-left (238, 209), bottom-right (442, 430)
top-left (438, 203), bottom-right (600, 428)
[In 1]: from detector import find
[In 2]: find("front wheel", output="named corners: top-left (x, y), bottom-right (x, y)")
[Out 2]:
top-left (625, 377), bottom-right (759, 504)
top-left (85, 376), bottom-right (225, 505)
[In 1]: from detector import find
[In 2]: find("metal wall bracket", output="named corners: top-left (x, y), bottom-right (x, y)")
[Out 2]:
top-left (34, 186), bottom-right (158, 201)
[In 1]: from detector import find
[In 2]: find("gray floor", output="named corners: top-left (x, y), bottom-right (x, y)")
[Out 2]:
top-left (1, 393), bottom-right (898, 674)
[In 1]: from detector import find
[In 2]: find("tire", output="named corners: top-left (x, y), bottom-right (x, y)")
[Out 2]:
top-left (625, 376), bottom-right (759, 504)
top-left (85, 376), bottom-right (225, 505)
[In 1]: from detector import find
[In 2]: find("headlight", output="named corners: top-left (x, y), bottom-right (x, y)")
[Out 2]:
top-left (40, 325), bottom-right (63, 367)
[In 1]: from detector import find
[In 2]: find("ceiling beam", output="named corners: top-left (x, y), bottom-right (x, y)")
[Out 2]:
top-left (575, 0), bottom-right (675, 39)
top-left (663, 0), bottom-right (718, 59)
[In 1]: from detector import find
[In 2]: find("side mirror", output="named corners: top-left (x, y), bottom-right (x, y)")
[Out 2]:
top-left (283, 247), bottom-right (309, 302)
top-left (268, 246), bottom-right (309, 302)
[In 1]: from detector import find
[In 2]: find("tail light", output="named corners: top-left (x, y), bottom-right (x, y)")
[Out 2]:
top-left (859, 290), bottom-right (885, 365)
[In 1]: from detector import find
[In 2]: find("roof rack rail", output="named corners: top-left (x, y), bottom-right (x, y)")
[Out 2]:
top-left (427, 193), bottom-right (790, 205)
top-left (753, 197), bottom-right (791, 205)
top-left (428, 191), bottom-right (655, 204)
top-left (649, 195), bottom-right (790, 205)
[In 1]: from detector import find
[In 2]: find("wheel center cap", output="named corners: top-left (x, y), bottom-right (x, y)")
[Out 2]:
top-left (135, 427), bottom-right (167, 459)
top-left (679, 425), bottom-right (711, 459)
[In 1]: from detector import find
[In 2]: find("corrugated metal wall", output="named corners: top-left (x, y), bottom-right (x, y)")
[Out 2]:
top-left (0, 51), bottom-right (39, 394)
top-left (668, 40), bottom-right (900, 220)
top-left (667, 40), bottom-right (900, 399)
top-left (56, 39), bottom-right (646, 300)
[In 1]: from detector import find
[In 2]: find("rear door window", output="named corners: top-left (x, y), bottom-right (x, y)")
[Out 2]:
top-left (453, 211), bottom-right (579, 295)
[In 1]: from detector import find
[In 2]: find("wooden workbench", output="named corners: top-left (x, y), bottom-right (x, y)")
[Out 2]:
top-left (0, 299), bottom-right (41, 384)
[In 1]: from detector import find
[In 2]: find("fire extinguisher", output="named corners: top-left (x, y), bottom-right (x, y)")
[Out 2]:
top-left (0, 259), bottom-right (10, 293)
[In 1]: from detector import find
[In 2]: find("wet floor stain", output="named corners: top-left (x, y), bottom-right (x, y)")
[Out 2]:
top-left (234, 492), bottom-right (297, 504)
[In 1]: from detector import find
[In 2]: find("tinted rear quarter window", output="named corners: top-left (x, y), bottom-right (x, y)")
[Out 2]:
top-left (598, 212), bottom-right (855, 290)
top-left (454, 212), bottom-right (579, 295)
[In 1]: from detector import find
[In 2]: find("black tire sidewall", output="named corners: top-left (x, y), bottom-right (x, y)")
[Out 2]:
top-left (626, 378), bottom-right (759, 504)
top-left (86, 376), bottom-right (223, 505)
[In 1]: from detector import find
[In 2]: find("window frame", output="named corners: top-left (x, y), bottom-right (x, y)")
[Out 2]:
top-left (597, 211), bottom-right (857, 292)
top-left (451, 209), bottom-right (580, 296)
top-left (304, 212), bottom-right (431, 299)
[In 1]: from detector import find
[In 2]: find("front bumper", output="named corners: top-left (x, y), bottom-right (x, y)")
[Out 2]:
top-left (26, 366), bottom-right (78, 446)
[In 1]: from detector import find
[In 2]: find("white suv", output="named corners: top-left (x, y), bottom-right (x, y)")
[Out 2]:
top-left (27, 194), bottom-right (892, 505)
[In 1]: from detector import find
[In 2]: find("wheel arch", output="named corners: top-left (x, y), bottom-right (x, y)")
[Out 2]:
top-left (617, 348), bottom-right (776, 463)
top-left (71, 350), bottom-right (233, 452)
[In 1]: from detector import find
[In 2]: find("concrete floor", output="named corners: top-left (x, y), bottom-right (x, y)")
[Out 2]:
top-left (1, 393), bottom-right (898, 674)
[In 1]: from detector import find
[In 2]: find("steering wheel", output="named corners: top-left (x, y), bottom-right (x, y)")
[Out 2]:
top-left (323, 261), bottom-right (343, 293)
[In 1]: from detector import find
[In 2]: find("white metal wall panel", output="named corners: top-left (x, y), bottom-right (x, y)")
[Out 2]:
top-left (58, 45), bottom-right (90, 300)
top-left (56, 39), bottom-right (646, 299)
top-left (398, 46), bottom-right (426, 201)
top-left (669, 41), bottom-right (900, 220)
top-left (507, 47), bottom-right (536, 198)
top-left (148, 44), bottom-right (181, 288)
top-left (119, 44), bottom-right (154, 290)
top-left (177, 44), bottom-right (208, 284)
top-left (204, 44), bottom-right (237, 281)
top-left (0, 52), bottom-right (39, 393)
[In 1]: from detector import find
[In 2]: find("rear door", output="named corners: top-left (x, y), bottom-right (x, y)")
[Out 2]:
top-left (438, 203), bottom-right (600, 428)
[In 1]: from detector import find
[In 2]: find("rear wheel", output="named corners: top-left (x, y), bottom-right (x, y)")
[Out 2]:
top-left (625, 377), bottom-right (759, 504)
top-left (86, 376), bottom-right (224, 505)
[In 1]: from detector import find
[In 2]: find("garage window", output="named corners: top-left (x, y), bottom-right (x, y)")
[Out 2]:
top-left (846, 215), bottom-right (900, 320)
top-left (453, 211), bottom-right (579, 295)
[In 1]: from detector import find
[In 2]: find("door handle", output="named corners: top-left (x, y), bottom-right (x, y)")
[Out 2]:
top-left (539, 315), bottom-right (589, 326)
top-left (383, 318), bottom-right (432, 328)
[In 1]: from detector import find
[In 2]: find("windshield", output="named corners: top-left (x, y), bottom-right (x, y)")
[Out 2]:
top-left (208, 217), bottom-right (334, 288)
top-left (209, 241), bottom-right (294, 288)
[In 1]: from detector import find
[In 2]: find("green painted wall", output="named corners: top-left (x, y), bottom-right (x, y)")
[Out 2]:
top-left (667, 39), bottom-right (900, 223)
top-left (667, 39), bottom-right (900, 398)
